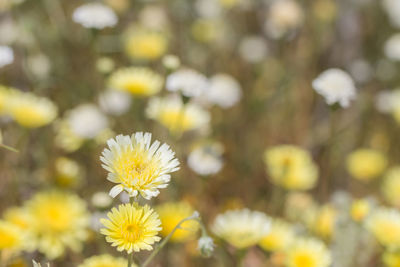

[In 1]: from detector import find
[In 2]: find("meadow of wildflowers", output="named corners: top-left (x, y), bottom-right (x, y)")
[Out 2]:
top-left (1, 0), bottom-right (400, 266)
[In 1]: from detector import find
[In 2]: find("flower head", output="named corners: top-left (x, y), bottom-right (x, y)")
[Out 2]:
top-left (156, 201), bottom-right (199, 242)
top-left (350, 199), bottom-right (371, 222)
top-left (198, 236), bottom-right (215, 257)
top-left (78, 254), bottom-right (136, 267)
top-left (125, 29), bottom-right (168, 61)
top-left (187, 142), bottom-right (224, 176)
top-left (72, 3), bottom-right (118, 29)
top-left (109, 67), bottom-right (163, 97)
top-left (365, 207), bottom-right (400, 248)
top-left (203, 74), bottom-right (242, 108)
top-left (312, 68), bottom-right (356, 108)
top-left (166, 68), bottom-right (209, 97)
top-left (212, 209), bottom-right (271, 249)
top-left (285, 238), bottom-right (331, 267)
top-left (259, 219), bottom-right (295, 252)
top-left (100, 132), bottom-right (179, 199)
top-left (346, 148), bottom-right (387, 181)
top-left (100, 203), bottom-right (162, 253)
top-left (0, 220), bottom-right (25, 252)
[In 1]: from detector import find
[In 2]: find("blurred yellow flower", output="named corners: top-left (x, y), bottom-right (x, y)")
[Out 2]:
top-left (212, 209), bottom-right (271, 249)
top-left (78, 254), bottom-right (135, 267)
top-left (100, 203), bottom-right (161, 253)
top-left (382, 167), bottom-right (400, 207)
top-left (125, 29), bottom-right (167, 61)
top-left (109, 67), bottom-right (163, 97)
top-left (259, 219), bottom-right (295, 252)
top-left (3, 207), bottom-right (30, 230)
top-left (346, 148), bottom-right (387, 181)
top-left (264, 145), bottom-right (319, 190)
top-left (26, 191), bottom-right (90, 259)
top-left (365, 207), bottom-right (400, 248)
top-left (100, 132), bottom-right (179, 199)
top-left (55, 157), bottom-right (82, 187)
top-left (350, 199), bottom-right (370, 222)
top-left (54, 119), bottom-right (85, 152)
top-left (191, 19), bottom-right (219, 43)
top-left (146, 95), bottom-right (210, 135)
top-left (312, 205), bottom-right (336, 240)
top-left (383, 251), bottom-right (400, 267)
top-left (0, 220), bottom-right (25, 251)
top-left (156, 202), bottom-right (199, 242)
top-left (285, 238), bottom-right (331, 267)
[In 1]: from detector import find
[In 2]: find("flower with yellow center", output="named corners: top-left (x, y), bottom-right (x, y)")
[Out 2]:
top-left (55, 157), bottom-right (82, 187)
top-left (311, 205), bottom-right (336, 240)
top-left (0, 220), bottom-right (25, 252)
top-left (350, 199), bottom-right (370, 222)
top-left (383, 251), bottom-right (400, 267)
top-left (156, 202), bottom-right (199, 242)
top-left (259, 219), bottom-right (295, 252)
top-left (3, 207), bottom-right (30, 230)
top-left (263, 145), bottom-right (319, 190)
top-left (78, 254), bottom-right (137, 267)
top-left (346, 148), bottom-right (387, 181)
top-left (7, 91), bottom-right (57, 128)
top-left (100, 132), bottom-right (179, 199)
top-left (109, 67), bottom-right (163, 97)
top-left (25, 191), bottom-right (90, 259)
top-left (125, 29), bottom-right (168, 61)
top-left (146, 95), bottom-right (210, 135)
top-left (285, 238), bottom-right (331, 267)
top-left (382, 167), bottom-right (400, 207)
top-left (100, 203), bottom-right (162, 253)
top-left (365, 207), bottom-right (400, 248)
top-left (212, 209), bottom-right (271, 249)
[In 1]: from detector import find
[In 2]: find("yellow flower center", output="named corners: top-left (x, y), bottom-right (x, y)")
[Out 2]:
top-left (121, 79), bottom-right (151, 95)
top-left (39, 203), bottom-right (72, 231)
top-left (123, 223), bottom-right (143, 242)
top-left (294, 252), bottom-right (316, 267)
top-left (159, 109), bottom-right (194, 133)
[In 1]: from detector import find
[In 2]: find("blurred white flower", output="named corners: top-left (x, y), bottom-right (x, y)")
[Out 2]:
top-left (383, 0), bottom-right (400, 28)
top-left (26, 53), bottom-right (51, 79)
top-left (162, 54), bottom-right (181, 70)
top-left (139, 5), bottom-right (169, 31)
top-left (166, 68), bottom-right (209, 97)
top-left (312, 69), bottom-right (356, 108)
top-left (72, 3), bottom-right (118, 29)
top-left (0, 45), bottom-right (13, 68)
top-left (91, 191), bottom-right (113, 209)
top-left (188, 142), bottom-right (224, 176)
top-left (198, 236), bottom-right (215, 257)
top-left (384, 34), bottom-right (400, 61)
top-left (99, 90), bottom-right (131, 116)
top-left (195, 0), bottom-right (222, 18)
top-left (376, 89), bottom-right (400, 114)
top-left (239, 36), bottom-right (268, 63)
top-left (67, 104), bottom-right (108, 138)
top-left (204, 74), bottom-right (242, 108)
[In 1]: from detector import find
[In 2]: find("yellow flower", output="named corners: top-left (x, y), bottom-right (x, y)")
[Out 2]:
top-left (263, 145), bottom-right (319, 190)
top-left (146, 95), bottom-right (210, 135)
top-left (312, 205), bottom-right (336, 240)
top-left (7, 91), bottom-right (57, 128)
top-left (55, 157), bottom-right (82, 187)
top-left (350, 199), bottom-right (370, 222)
top-left (109, 67), bottom-right (163, 96)
top-left (100, 132), bottom-right (180, 199)
top-left (125, 29), bottom-right (167, 61)
top-left (346, 148), bottom-right (387, 181)
top-left (3, 207), bottom-right (30, 230)
top-left (78, 254), bottom-right (136, 267)
top-left (285, 238), bottom-right (331, 267)
top-left (259, 219), bottom-right (295, 252)
top-left (212, 209), bottom-right (271, 249)
top-left (25, 191), bottom-right (90, 259)
top-left (382, 167), bottom-right (400, 207)
top-left (54, 119), bottom-right (85, 152)
top-left (0, 220), bottom-right (25, 252)
top-left (191, 19), bottom-right (219, 43)
top-left (365, 207), bottom-right (400, 248)
top-left (156, 202), bottom-right (199, 242)
top-left (100, 203), bottom-right (162, 253)
top-left (383, 251), bottom-right (400, 267)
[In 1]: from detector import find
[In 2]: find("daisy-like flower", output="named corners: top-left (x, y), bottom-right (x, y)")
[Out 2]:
top-left (285, 237), bottom-right (331, 267)
top-left (259, 219), bottom-right (295, 252)
top-left (72, 3), bottom-right (118, 29)
top-left (99, 90), bottom-right (131, 116)
top-left (204, 74), bottom-right (242, 108)
top-left (166, 68), bottom-right (209, 97)
top-left (124, 28), bottom-right (168, 61)
top-left (7, 91), bottom-right (58, 128)
top-left (346, 148), bottom-right (387, 181)
top-left (382, 167), bottom-right (400, 207)
top-left (25, 191), bottom-right (90, 259)
top-left (311, 205), bottom-right (336, 240)
top-left (187, 142), bottom-right (224, 176)
top-left (0, 220), bottom-right (25, 252)
top-left (350, 199), bottom-right (371, 222)
top-left (0, 45), bottom-right (13, 68)
top-left (100, 203), bottom-right (162, 253)
top-left (312, 68), bottom-right (356, 108)
top-left (146, 95), bottom-right (210, 135)
top-left (156, 202), bottom-right (199, 242)
top-left (263, 145), bottom-right (319, 191)
top-left (109, 67), bottom-right (163, 97)
top-left (365, 207), bottom-right (400, 248)
top-left (78, 254), bottom-right (136, 267)
top-left (100, 132), bottom-right (179, 199)
top-left (212, 209), bottom-right (271, 249)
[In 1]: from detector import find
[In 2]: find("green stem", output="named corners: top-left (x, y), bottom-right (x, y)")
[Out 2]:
top-left (127, 252), bottom-right (134, 267)
top-left (0, 143), bottom-right (18, 153)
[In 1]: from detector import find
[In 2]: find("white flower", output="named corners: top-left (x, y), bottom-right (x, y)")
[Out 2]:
top-left (100, 133), bottom-right (180, 199)
top-left (212, 209), bottom-right (271, 249)
top-left (384, 34), bottom-right (400, 61)
top-left (166, 68), bottom-right (209, 97)
top-left (383, 0), bottom-right (400, 28)
top-left (99, 90), bottom-right (131, 116)
top-left (205, 74), bottom-right (242, 108)
top-left (72, 3), bottom-right (118, 29)
top-left (375, 89), bottom-right (400, 114)
top-left (0, 45), bottom-right (13, 68)
top-left (67, 104), bottom-right (108, 138)
top-left (239, 36), bottom-right (268, 63)
top-left (198, 236), bottom-right (215, 257)
top-left (188, 142), bottom-right (223, 176)
top-left (312, 68), bottom-right (356, 108)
